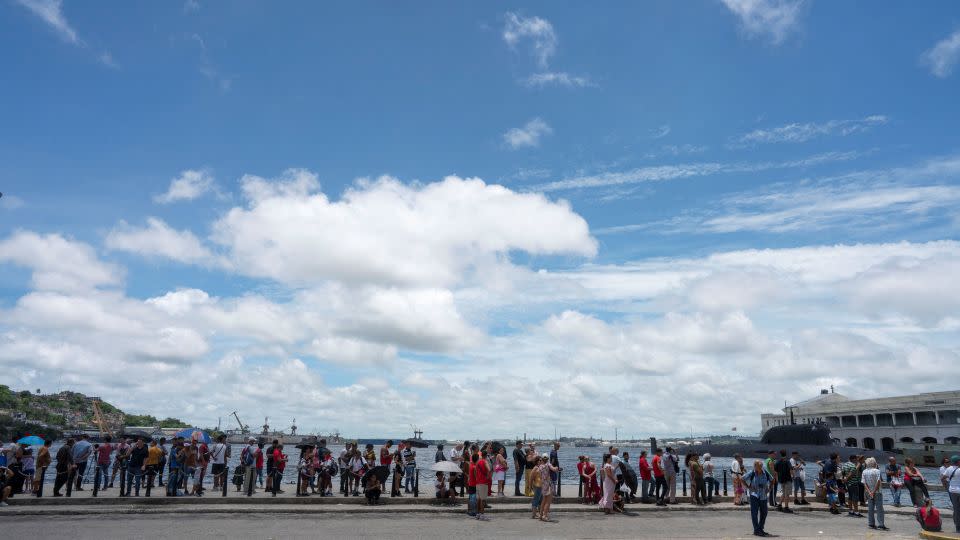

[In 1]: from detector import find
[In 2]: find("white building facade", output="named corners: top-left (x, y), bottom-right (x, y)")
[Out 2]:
top-left (761, 389), bottom-right (960, 451)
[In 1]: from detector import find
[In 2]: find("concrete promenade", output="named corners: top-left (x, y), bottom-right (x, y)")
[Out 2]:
top-left (1, 510), bottom-right (955, 539)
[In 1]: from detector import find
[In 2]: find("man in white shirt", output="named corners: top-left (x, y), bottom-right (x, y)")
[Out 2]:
top-left (862, 457), bottom-right (888, 531)
top-left (945, 455), bottom-right (960, 534)
top-left (210, 434), bottom-right (229, 489)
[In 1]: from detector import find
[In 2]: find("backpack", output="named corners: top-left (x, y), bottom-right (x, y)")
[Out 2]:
top-left (241, 446), bottom-right (254, 467)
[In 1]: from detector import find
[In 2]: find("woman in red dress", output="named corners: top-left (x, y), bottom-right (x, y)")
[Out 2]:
top-left (580, 455), bottom-right (601, 504)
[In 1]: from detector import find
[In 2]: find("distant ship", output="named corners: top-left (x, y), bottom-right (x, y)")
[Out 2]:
top-left (356, 426), bottom-right (440, 449)
top-left (224, 415), bottom-right (343, 445)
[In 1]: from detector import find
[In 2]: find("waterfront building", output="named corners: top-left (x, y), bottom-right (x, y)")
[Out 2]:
top-left (760, 388), bottom-right (960, 451)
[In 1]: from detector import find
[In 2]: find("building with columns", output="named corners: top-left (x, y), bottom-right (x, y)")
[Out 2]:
top-left (761, 389), bottom-right (960, 451)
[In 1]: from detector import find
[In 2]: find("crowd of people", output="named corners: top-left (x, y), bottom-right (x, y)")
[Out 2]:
top-left (1, 435), bottom-right (959, 536)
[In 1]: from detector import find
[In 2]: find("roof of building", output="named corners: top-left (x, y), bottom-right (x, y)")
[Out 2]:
top-left (781, 390), bottom-right (960, 415)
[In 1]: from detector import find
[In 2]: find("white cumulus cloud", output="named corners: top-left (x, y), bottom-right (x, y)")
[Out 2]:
top-left (154, 169), bottom-right (217, 204)
top-left (721, 0), bottom-right (806, 45)
top-left (503, 117), bottom-right (553, 149)
top-left (503, 12), bottom-right (558, 69)
top-left (922, 29), bottom-right (960, 78)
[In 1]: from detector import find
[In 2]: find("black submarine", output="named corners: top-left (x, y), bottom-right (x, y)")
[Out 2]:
top-left (670, 411), bottom-right (893, 462)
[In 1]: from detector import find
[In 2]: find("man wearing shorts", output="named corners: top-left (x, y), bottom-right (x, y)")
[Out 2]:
top-left (210, 435), bottom-right (229, 490)
top-left (473, 452), bottom-right (491, 519)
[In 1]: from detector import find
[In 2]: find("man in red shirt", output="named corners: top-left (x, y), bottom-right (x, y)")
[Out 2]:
top-left (94, 436), bottom-right (113, 494)
top-left (472, 452), bottom-right (491, 519)
top-left (652, 448), bottom-right (667, 506)
top-left (638, 450), bottom-right (653, 503)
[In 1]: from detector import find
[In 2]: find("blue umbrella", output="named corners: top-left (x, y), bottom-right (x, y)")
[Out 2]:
top-left (174, 428), bottom-right (211, 444)
top-left (17, 435), bottom-right (45, 446)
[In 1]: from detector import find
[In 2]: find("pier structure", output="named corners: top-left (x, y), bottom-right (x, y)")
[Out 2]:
top-left (761, 388), bottom-right (960, 451)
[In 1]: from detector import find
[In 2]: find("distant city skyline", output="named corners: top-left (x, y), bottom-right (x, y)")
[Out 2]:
top-left (1, 1), bottom-right (959, 439)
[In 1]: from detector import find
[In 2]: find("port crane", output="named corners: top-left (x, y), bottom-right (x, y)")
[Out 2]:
top-left (231, 411), bottom-right (250, 434)
top-left (91, 398), bottom-right (113, 439)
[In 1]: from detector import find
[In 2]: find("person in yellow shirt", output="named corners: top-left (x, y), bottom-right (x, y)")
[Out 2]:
top-left (145, 440), bottom-right (164, 495)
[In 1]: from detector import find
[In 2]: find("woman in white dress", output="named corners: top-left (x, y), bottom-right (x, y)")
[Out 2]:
top-left (599, 454), bottom-right (617, 515)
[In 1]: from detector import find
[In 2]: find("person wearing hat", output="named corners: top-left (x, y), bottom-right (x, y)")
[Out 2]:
top-left (242, 437), bottom-right (260, 497)
top-left (946, 455), bottom-right (960, 533)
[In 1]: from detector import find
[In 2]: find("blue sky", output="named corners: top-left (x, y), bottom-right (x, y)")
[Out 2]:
top-left (1, 0), bottom-right (959, 439)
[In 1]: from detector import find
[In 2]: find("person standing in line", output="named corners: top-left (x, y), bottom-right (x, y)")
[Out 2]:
top-left (862, 457), bottom-right (888, 531)
top-left (241, 437), bottom-right (259, 497)
top-left (638, 450), bottom-right (653, 503)
top-left (494, 447), bottom-right (508, 497)
top-left (731, 454), bottom-right (746, 506)
top-left (530, 455), bottom-right (544, 519)
top-left (165, 439), bottom-right (183, 496)
top-left (653, 448), bottom-right (668, 506)
top-left (842, 454), bottom-right (863, 517)
top-left (582, 456), bottom-right (600, 504)
top-left (763, 450), bottom-right (778, 507)
top-left (182, 443), bottom-right (198, 495)
top-left (209, 435), bottom-right (229, 491)
top-left (93, 435), bottom-right (113, 493)
top-left (264, 440), bottom-right (276, 493)
top-left (743, 459), bottom-right (773, 537)
top-left (664, 447), bottom-right (678, 504)
top-left (512, 441), bottom-right (525, 496)
top-left (157, 437), bottom-right (168, 487)
top-left (196, 437), bottom-right (210, 495)
top-left (110, 438), bottom-right (129, 490)
top-left (33, 440), bottom-right (52, 497)
top-left (474, 451), bottom-right (492, 519)
top-left (144, 439), bottom-right (163, 495)
top-left (549, 442), bottom-right (561, 490)
top-left (338, 443), bottom-right (351, 495)
top-left (53, 438), bottom-right (73, 496)
top-left (20, 447), bottom-right (35, 494)
top-left (703, 453), bottom-right (715, 503)
top-left (945, 455), bottom-right (960, 534)
top-left (270, 443), bottom-right (286, 497)
top-left (256, 441), bottom-right (267, 490)
top-left (524, 445), bottom-right (537, 497)
top-left (448, 442), bottom-right (464, 496)
top-left (349, 445), bottom-right (365, 496)
top-left (690, 454), bottom-right (705, 505)
top-left (538, 452), bottom-right (560, 522)
top-left (380, 440), bottom-right (394, 495)
top-left (126, 438), bottom-right (148, 497)
top-left (774, 450), bottom-right (793, 513)
top-left (70, 434), bottom-right (93, 493)
top-left (402, 443), bottom-right (417, 494)
top-left (790, 452), bottom-right (808, 505)
top-left (598, 454), bottom-right (616, 515)
top-left (940, 457), bottom-right (951, 491)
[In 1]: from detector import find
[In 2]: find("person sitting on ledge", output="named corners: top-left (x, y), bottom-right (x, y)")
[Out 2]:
top-left (916, 497), bottom-right (942, 532)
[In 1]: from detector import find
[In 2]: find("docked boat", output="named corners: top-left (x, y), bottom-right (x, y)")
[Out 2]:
top-left (680, 422), bottom-right (893, 462)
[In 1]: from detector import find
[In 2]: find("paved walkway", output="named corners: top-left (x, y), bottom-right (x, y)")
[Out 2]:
top-left (0, 510), bottom-right (943, 539)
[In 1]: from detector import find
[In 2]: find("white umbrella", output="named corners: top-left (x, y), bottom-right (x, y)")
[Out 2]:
top-left (430, 461), bottom-right (463, 474)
